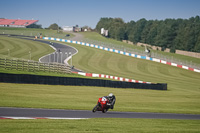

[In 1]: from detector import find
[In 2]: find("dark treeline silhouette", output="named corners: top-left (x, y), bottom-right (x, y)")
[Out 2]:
top-left (95, 16), bottom-right (200, 53)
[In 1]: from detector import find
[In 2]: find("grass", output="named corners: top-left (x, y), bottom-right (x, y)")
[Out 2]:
top-left (0, 118), bottom-right (200, 133)
top-left (47, 41), bottom-right (200, 114)
top-left (0, 35), bottom-right (126, 79)
top-left (0, 36), bottom-right (55, 61)
top-left (0, 29), bottom-right (200, 115)
top-left (0, 67), bottom-right (86, 78)
top-left (0, 35), bottom-right (118, 80)
top-left (0, 27), bottom-right (74, 39)
top-left (81, 31), bottom-right (145, 51)
top-left (61, 40), bottom-right (200, 81)
top-left (0, 83), bottom-right (200, 114)
top-left (81, 32), bottom-right (200, 66)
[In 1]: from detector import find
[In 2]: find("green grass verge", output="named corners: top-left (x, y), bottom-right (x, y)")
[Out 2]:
top-left (0, 27), bottom-right (74, 39)
top-left (0, 118), bottom-right (200, 133)
top-left (0, 36), bottom-right (55, 61)
top-left (0, 67), bottom-right (85, 78)
top-left (61, 41), bottom-right (200, 81)
top-left (1, 83), bottom-right (200, 114)
top-left (81, 32), bottom-right (200, 65)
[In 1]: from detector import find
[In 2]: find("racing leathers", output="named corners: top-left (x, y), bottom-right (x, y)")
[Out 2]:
top-left (107, 95), bottom-right (116, 109)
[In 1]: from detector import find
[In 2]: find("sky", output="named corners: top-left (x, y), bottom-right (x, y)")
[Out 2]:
top-left (0, 0), bottom-right (200, 28)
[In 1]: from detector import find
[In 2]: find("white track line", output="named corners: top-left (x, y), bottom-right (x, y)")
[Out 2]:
top-left (39, 45), bottom-right (56, 63)
top-left (0, 116), bottom-right (89, 120)
top-left (63, 43), bottom-right (79, 66)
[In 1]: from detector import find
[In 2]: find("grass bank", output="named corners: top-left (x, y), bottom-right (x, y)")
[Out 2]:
top-left (0, 83), bottom-right (200, 114)
top-left (81, 32), bottom-right (200, 66)
top-left (0, 118), bottom-right (200, 133)
top-left (0, 36), bottom-right (54, 61)
top-left (0, 27), bottom-right (74, 39)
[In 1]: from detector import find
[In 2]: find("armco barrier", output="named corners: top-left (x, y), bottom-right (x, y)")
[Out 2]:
top-left (0, 73), bottom-right (167, 90)
top-left (43, 37), bottom-right (200, 73)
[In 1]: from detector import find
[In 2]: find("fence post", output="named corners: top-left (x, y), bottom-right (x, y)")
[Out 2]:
top-left (48, 63), bottom-right (50, 72)
top-left (27, 60), bottom-right (29, 71)
top-left (4, 58), bottom-right (7, 69)
top-left (43, 63), bottom-right (45, 72)
top-left (11, 59), bottom-right (13, 69)
top-left (38, 62), bottom-right (40, 71)
top-left (22, 60), bottom-right (24, 71)
top-left (33, 61), bottom-right (35, 72)
top-left (52, 63), bottom-right (55, 73)
top-left (57, 64), bottom-right (59, 73)
top-left (16, 59), bottom-right (18, 70)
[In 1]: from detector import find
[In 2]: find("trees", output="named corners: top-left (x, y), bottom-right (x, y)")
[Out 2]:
top-left (145, 20), bottom-right (158, 45)
top-left (96, 18), bottom-right (113, 34)
top-left (194, 36), bottom-right (200, 52)
top-left (48, 23), bottom-right (61, 30)
top-left (132, 18), bottom-right (147, 43)
top-left (95, 16), bottom-right (200, 53)
top-left (111, 18), bottom-right (125, 40)
top-left (95, 18), bottom-right (125, 40)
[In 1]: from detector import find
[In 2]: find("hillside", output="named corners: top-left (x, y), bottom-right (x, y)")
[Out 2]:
top-left (80, 32), bottom-right (200, 69)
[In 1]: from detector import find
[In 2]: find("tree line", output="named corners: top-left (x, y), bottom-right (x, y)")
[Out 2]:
top-left (95, 16), bottom-right (200, 53)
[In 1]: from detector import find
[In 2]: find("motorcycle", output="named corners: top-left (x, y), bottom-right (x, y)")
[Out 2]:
top-left (92, 97), bottom-right (111, 113)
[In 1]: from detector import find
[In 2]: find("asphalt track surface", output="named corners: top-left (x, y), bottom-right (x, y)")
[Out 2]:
top-left (1, 35), bottom-right (200, 120)
top-left (0, 107), bottom-right (200, 120)
top-left (38, 40), bottom-right (77, 64)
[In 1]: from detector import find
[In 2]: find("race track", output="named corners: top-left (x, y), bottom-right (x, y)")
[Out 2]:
top-left (38, 40), bottom-right (78, 64)
top-left (1, 35), bottom-right (200, 120)
top-left (5, 34), bottom-right (82, 72)
top-left (1, 107), bottom-right (200, 120)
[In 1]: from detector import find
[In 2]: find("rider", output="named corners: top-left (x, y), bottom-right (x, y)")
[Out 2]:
top-left (107, 93), bottom-right (116, 109)
top-left (98, 93), bottom-right (116, 109)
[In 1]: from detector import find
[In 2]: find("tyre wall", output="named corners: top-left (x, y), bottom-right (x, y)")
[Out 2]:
top-left (0, 73), bottom-right (167, 90)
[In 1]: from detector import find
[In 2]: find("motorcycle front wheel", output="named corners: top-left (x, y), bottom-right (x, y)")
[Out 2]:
top-left (92, 105), bottom-right (98, 113)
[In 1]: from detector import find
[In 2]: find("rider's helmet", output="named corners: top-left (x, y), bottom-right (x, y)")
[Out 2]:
top-left (108, 93), bottom-right (113, 97)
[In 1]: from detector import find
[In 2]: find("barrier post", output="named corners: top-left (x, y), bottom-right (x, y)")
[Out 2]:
top-left (11, 59), bottom-right (13, 69)
top-left (4, 58), bottom-right (7, 69)
top-left (16, 59), bottom-right (18, 70)
top-left (38, 62), bottom-right (40, 71)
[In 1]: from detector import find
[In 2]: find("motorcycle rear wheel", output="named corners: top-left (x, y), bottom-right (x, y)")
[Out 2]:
top-left (102, 108), bottom-right (107, 113)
